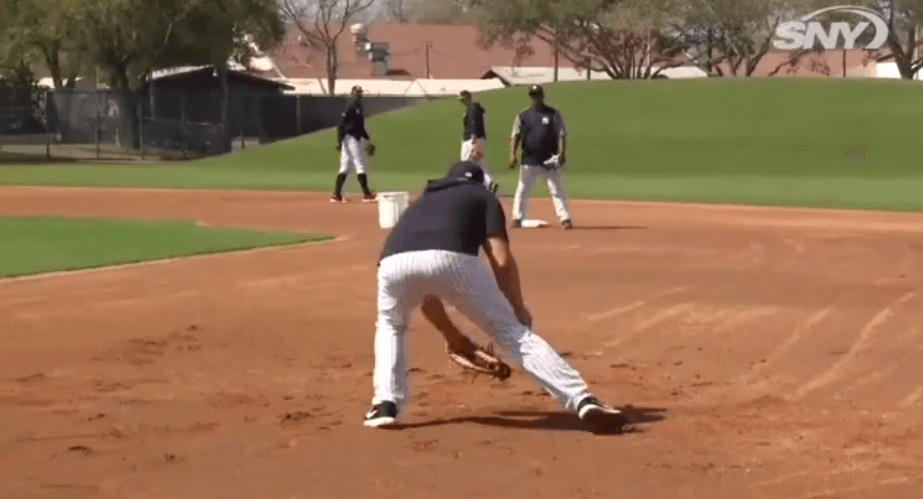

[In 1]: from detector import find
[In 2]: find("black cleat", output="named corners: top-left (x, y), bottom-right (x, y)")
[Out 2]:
top-left (577, 396), bottom-right (628, 434)
top-left (363, 401), bottom-right (399, 428)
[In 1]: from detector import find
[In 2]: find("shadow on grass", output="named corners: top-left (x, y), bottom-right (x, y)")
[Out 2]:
top-left (1, 153), bottom-right (85, 164)
top-left (391, 405), bottom-right (667, 436)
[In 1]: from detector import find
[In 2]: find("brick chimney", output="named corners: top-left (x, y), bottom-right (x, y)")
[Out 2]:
top-left (350, 23), bottom-right (369, 56)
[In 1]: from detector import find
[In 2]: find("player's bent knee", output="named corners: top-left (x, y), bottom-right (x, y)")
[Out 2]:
top-left (375, 316), bottom-right (408, 333)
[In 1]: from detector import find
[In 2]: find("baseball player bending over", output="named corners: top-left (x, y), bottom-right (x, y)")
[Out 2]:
top-left (509, 85), bottom-right (573, 229)
top-left (332, 85), bottom-right (376, 203)
top-left (458, 90), bottom-right (498, 193)
top-left (364, 160), bottom-right (628, 433)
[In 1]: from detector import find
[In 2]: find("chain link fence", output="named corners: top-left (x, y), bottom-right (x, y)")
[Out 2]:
top-left (1, 85), bottom-right (433, 163)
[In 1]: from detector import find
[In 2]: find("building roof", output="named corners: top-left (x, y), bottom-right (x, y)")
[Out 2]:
top-left (482, 66), bottom-right (609, 85)
top-left (281, 77), bottom-right (506, 96)
top-left (482, 65), bottom-right (708, 84)
top-left (148, 66), bottom-right (295, 90)
top-left (269, 21), bottom-right (564, 80)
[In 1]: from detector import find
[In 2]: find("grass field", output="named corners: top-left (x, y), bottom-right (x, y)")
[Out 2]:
top-left (0, 216), bottom-right (334, 278)
top-left (2, 78), bottom-right (923, 211)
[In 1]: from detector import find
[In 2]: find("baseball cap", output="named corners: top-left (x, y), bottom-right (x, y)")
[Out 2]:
top-left (528, 84), bottom-right (544, 96)
top-left (446, 160), bottom-right (485, 183)
top-left (459, 90), bottom-right (472, 99)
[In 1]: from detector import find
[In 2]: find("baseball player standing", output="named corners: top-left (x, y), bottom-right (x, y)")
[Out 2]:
top-left (332, 85), bottom-right (376, 203)
top-left (364, 160), bottom-right (627, 433)
top-left (508, 85), bottom-right (573, 229)
top-left (458, 90), bottom-right (498, 193)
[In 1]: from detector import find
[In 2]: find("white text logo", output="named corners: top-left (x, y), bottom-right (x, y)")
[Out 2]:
top-left (773, 6), bottom-right (889, 50)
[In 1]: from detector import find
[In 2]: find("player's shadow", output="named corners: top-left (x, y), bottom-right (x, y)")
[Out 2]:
top-left (393, 405), bottom-right (667, 435)
top-left (571, 224), bottom-right (647, 230)
top-left (517, 224), bottom-right (647, 231)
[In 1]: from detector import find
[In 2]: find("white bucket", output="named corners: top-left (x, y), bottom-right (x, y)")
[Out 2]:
top-left (377, 191), bottom-right (410, 229)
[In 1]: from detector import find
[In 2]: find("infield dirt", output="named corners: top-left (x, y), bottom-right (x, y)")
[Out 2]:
top-left (1, 187), bottom-right (922, 499)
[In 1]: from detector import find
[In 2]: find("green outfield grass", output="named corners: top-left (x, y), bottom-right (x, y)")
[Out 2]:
top-left (2, 78), bottom-right (923, 211)
top-left (0, 216), bottom-right (334, 278)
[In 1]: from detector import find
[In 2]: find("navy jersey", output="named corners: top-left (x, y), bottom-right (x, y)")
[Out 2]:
top-left (379, 166), bottom-right (507, 260)
top-left (511, 104), bottom-right (567, 165)
top-left (338, 97), bottom-right (369, 143)
top-left (463, 102), bottom-right (487, 140)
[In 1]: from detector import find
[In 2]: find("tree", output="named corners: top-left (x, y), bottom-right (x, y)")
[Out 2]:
top-left (384, 0), bottom-right (413, 22)
top-left (64, 0), bottom-right (284, 151)
top-left (279, 0), bottom-right (376, 96)
top-left (408, 0), bottom-right (479, 23)
top-left (845, 0), bottom-right (923, 79)
top-left (3, 0), bottom-right (89, 89)
top-left (564, 0), bottom-right (688, 79)
top-left (477, 0), bottom-right (684, 80)
top-left (68, 0), bottom-right (284, 90)
top-left (664, 0), bottom-right (806, 76)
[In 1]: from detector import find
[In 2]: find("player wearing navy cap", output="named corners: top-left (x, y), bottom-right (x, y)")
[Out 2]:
top-left (363, 160), bottom-right (627, 433)
top-left (458, 90), bottom-right (498, 193)
top-left (332, 85), bottom-right (376, 203)
top-left (508, 85), bottom-right (573, 229)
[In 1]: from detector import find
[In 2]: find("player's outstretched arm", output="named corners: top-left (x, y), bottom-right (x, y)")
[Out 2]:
top-left (422, 294), bottom-right (514, 381)
top-left (483, 233), bottom-right (532, 327)
top-left (421, 295), bottom-right (476, 352)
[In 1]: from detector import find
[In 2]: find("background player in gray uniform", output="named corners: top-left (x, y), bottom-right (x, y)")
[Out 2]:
top-left (508, 85), bottom-right (573, 229)
top-left (364, 160), bottom-right (627, 433)
top-left (332, 85), bottom-right (376, 203)
top-left (458, 90), bottom-right (498, 193)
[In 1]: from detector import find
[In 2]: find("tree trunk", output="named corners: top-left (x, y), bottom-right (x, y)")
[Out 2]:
top-left (900, 26), bottom-right (916, 79)
top-left (40, 45), bottom-right (64, 89)
top-left (220, 65), bottom-right (232, 153)
top-left (553, 25), bottom-right (559, 82)
top-left (109, 65), bottom-right (139, 150)
top-left (148, 70), bottom-right (156, 120)
top-left (326, 47), bottom-right (338, 96)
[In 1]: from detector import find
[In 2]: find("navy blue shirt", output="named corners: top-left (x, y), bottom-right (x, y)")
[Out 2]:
top-left (337, 97), bottom-right (369, 143)
top-left (379, 177), bottom-right (507, 261)
top-left (463, 102), bottom-right (486, 140)
top-left (512, 104), bottom-right (567, 165)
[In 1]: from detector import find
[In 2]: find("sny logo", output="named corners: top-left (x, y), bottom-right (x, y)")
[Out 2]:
top-left (773, 6), bottom-right (888, 50)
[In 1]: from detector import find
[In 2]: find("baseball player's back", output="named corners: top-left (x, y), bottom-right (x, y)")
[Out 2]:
top-left (379, 178), bottom-right (504, 260)
top-left (365, 160), bottom-right (627, 433)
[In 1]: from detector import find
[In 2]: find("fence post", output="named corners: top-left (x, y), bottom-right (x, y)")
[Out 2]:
top-left (257, 94), bottom-right (265, 144)
top-left (296, 94), bottom-right (302, 135)
top-left (180, 92), bottom-right (187, 159)
top-left (137, 99), bottom-right (144, 159)
top-left (44, 92), bottom-right (51, 159)
top-left (95, 88), bottom-right (101, 159)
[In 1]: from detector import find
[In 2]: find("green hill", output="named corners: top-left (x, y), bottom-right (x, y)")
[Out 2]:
top-left (210, 77), bottom-right (923, 177)
top-left (2, 77), bottom-right (923, 211)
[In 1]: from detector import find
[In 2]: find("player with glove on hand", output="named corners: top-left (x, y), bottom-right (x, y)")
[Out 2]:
top-left (364, 160), bottom-right (629, 434)
top-left (508, 85), bottom-right (573, 229)
top-left (332, 85), bottom-right (376, 203)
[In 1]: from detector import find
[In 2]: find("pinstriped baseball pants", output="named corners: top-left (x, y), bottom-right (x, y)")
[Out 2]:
top-left (373, 249), bottom-right (591, 412)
